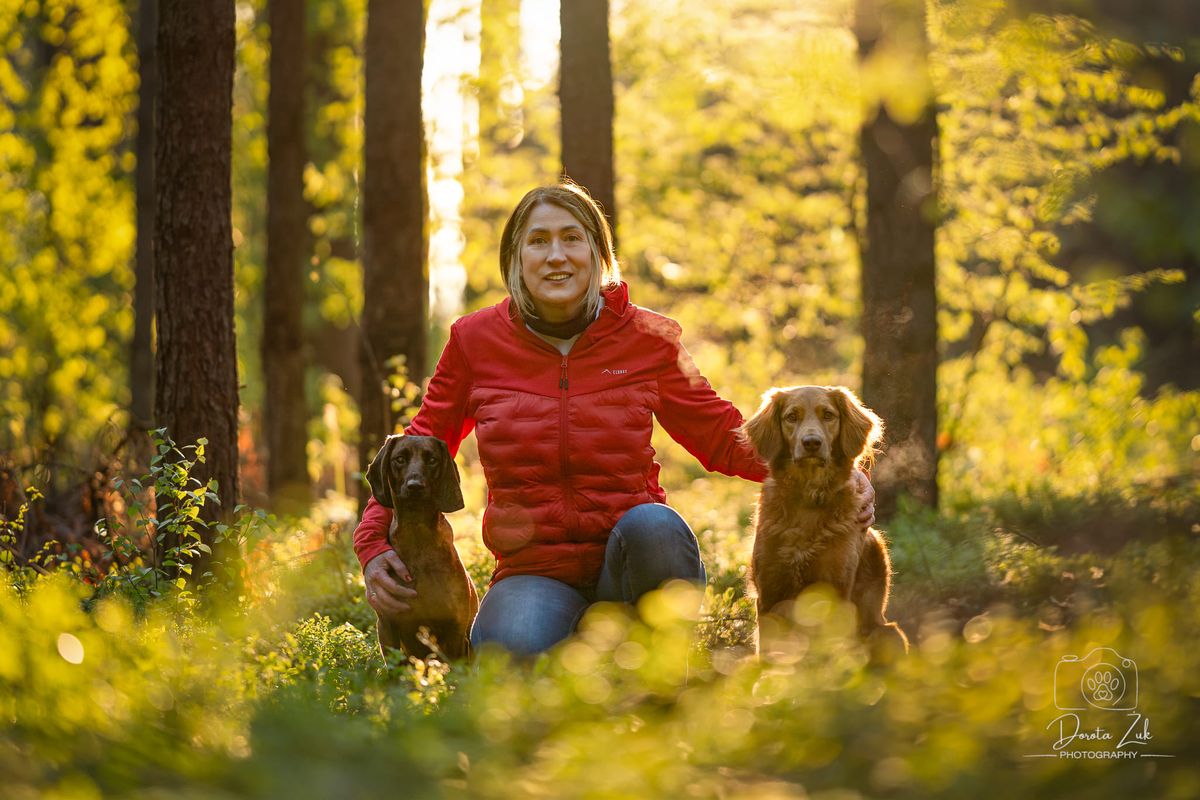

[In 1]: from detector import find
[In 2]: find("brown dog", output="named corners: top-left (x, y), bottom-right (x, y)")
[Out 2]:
top-left (741, 386), bottom-right (908, 654)
top-left (366, 434), bottom-right (479, 661)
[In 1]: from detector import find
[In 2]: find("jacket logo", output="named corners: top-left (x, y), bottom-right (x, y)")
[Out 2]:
top-left (602, 368), bottom-right (628, 375)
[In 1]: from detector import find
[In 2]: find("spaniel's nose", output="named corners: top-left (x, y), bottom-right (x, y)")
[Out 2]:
top-left (801, 435), bottom-right (823, 453)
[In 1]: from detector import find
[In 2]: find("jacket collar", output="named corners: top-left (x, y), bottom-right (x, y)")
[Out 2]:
top-left (502, 281), bottom-right (633, 339)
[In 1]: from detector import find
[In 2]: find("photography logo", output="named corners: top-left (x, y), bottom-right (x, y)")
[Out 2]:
top-left (1055, 647), bottom-right (1137, 712)
top-left (1025, 647), bottom-right (1173, 760)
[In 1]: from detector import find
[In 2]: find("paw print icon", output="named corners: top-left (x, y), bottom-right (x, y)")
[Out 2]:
top-left (1054, 647), bottom-right (1138, 712)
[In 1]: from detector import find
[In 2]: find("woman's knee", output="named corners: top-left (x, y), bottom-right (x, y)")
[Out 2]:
top-left (611, 503), bottom-right (699, 555)
top-left (603, 503), bottom-right (705, 594)
top-left (469, 575), bottom-right (588, 656)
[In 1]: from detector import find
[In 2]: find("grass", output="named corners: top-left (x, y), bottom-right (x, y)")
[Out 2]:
top-left (2, 450), bottom-right (1199, 798)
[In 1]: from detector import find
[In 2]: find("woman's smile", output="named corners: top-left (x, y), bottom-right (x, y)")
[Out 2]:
top-left (520, 203), bottom-right (595, 322)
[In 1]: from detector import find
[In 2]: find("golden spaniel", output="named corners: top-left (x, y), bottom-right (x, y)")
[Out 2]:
top-left (742, 386), bottom-right (907, 654)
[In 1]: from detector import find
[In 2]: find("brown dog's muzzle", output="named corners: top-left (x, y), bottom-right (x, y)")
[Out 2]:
top-left (399, 475), bottom-right (427, 499)
top-left (792, 429), bottom-right (830, 464)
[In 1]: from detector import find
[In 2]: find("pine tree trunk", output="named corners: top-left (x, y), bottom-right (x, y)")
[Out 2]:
top-left (263, 0), bottom-right (311, 511)
top-left (559, 0), bottom-right (616, 239)
top-left (131, 0), bottom-right (157, 434)
top-left (155, 0), bottom-right (239, 552)
top-left (856, 0), bottom-right (939, 516)
top-left (360, 0), bottom-right (427, 507)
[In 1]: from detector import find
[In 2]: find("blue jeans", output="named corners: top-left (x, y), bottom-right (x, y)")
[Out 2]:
top-left (469, 503), bottom-right (705, 656)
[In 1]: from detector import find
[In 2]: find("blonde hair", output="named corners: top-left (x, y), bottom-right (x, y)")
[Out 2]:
top-left (499, 182), bottom-right (621, 319)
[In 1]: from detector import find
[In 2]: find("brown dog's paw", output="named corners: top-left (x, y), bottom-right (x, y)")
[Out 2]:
top-left (866, 622), bottom-right (910, 663)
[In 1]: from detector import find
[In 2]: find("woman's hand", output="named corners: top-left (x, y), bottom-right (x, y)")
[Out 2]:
top-left (364, 551), bottom-right (418, 615)
top-left (853, 469), bottom-right (876, 529)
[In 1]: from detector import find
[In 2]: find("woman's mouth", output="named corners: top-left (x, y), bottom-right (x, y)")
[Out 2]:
top-left (545, 272), bottom-right (572, 282)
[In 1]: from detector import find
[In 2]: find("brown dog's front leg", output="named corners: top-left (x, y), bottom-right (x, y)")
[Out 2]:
top-left (376, 616), bottom-right (406, 660)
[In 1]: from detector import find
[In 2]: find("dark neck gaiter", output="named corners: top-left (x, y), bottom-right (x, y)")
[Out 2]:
top-left (525, 307), bottom-right (595, 339)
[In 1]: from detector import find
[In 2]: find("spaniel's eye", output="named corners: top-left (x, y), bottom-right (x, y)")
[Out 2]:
top-left (783, 411), bottom-right (798, 423)
top-left (822, 410), bottom-right (837, 421)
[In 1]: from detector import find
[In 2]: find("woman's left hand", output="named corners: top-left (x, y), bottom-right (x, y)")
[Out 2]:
top-left (853, 469), bottom-right (876, 529)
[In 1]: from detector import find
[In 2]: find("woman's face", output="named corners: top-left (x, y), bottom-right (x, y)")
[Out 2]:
top-left (520, 203), bottom-right (594, 322)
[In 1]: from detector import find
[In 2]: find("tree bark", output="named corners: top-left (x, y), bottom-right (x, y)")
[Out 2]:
top-left (360, 0), bottom-right (427, 507)
top-left (263, 0), bottom-right (311, 511)
top-left (559, 0), bottom-right (616, 240)
top-left (155, 0), bottom-right (239, 543)
top-left (855, 0), bottom-right (939, 516)
top-left (131, 0), bottom-right (157, 434)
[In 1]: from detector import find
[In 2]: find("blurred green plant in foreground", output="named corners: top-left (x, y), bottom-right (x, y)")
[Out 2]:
top-left (3, 467), bottom-right (1200, 798)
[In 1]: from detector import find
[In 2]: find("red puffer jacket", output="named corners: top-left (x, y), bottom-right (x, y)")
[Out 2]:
top-left (352, 282), bottom-right (767, 588)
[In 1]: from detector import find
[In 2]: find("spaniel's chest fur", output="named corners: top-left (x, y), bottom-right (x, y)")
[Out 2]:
top-left (751, 477), bottom-right (862, 590)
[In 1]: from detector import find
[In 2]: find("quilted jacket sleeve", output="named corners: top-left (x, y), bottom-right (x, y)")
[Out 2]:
top-left (352, 324), bottom-right (476, 571)
top-left (655, 332), bottom-right (768, 483)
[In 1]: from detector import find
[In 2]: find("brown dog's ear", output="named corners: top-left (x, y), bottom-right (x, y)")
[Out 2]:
top-left (366, 435), bottom-right (401, 509)
top-left (431, 438), bottom-right (465, 513)
top-left (832, 388), bottom-right (883, 468)
top-left (741, 389), bottom-right (786, 465)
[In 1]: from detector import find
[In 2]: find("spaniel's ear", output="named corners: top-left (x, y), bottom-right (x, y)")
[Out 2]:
top-left (832, 388), bottom-right (883, 468)
top-left (431, 438), bottom-right (465, 514)
top-left (741, 388), bottom-right (787, 465)
top-left (366, 435), bottom-right (402, 509)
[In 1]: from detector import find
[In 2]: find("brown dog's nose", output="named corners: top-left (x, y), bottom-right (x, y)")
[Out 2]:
top-left (403, 477), bottom-right (427, 495)
top-left (801, 435), bottom-right (822, 453)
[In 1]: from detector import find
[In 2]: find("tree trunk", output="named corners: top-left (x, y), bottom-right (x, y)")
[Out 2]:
top-left (855, 0), bottom-right (939, 517)
top-left (263, 0), bottom-right (311, 511)
top-left (155, 0), bottom-right (239, 557)
top-left (131, 0), bottom-right (157, 434)
top-left (559, 0), bottom-right (616, 240)
top-left (360, 0), bottom-right (427, 508)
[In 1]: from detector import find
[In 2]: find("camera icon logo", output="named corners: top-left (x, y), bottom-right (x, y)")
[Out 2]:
top-left (1054, 647), bottom-right (1138, 712)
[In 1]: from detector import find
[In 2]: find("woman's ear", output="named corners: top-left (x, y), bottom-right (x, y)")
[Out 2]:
top-left (741, 389), bottom-right (786, 465)
top-left (366, 435), bottom-right (401, 509)
top-left (832, 388), bottom-right (883, 469)
top-left (432, 438), bottom-right (465, 513)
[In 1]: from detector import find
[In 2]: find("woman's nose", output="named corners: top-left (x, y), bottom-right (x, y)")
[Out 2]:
top-left (547, 240), bottom-right (566, 263)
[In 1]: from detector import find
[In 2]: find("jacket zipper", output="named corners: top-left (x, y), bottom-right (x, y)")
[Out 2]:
top-left (558, 355), bottom-right (570, 475)
top-left (558, 355), bottom-right (579, 535)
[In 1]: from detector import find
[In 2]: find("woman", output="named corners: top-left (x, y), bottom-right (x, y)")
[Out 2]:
top-left (354, 182), bottom-right (874, 655)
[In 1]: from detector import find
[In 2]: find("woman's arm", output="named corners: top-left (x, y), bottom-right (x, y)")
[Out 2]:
top-left (654, 332), bottom-right (876, 528)
top-left (655, 335), bottom-right (768, 483)
top-left (352, 323), bottom-right (476, 572)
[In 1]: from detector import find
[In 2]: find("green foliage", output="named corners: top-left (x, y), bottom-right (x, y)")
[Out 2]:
top-left (231, 0), bottom-right (270, 415)
top-left (2, 430), bottom-right (268, 616)
top-left (615, 0), bottom-right (864, 413)
top-left (4, 534), bottom-right (1200, 797)
top-left (939, 328), bottom-right (1199, 505)
top-left (250, 612), bottom-right (380, 710)
top-left (606, 0), bottom-right (1198, 510)
top-left (96, 429), bottom-right (266, 611)
top-left (460, 0), bottom-right (561, 311)
top-left (0, 0), bottom-right (138, 471)
top-left (0, 486), bottom-right (55, 593)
